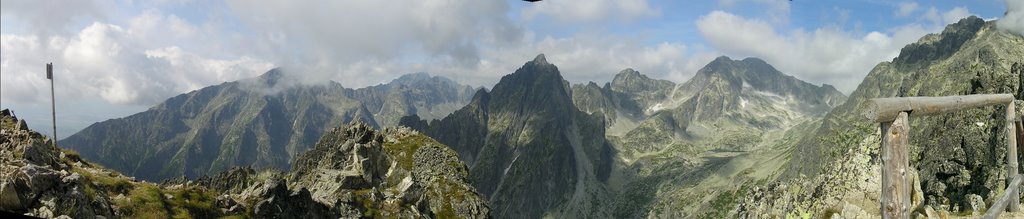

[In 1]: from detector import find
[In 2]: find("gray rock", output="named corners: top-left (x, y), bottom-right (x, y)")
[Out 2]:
top-left (965, 194), bottom-right (985, 214)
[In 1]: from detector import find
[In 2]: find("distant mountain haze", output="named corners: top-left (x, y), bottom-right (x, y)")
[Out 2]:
top-left (59, 69), bottom-right (474, 181)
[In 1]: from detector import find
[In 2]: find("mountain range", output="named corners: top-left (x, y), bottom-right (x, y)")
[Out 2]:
top-left (5, 15), bottom-right (1019, 218)
top-left (55, 52), bottom-right (849, 218)
top-left (59, 70), bottom-right (474, 181)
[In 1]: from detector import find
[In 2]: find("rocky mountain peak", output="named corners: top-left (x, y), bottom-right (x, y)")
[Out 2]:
top-left (615, 68), bottom-right (640, 78)
top-left (391, 72), bottom-right (460, 86)
top-left (739, 57), bottom-right (775, 71)
top-left (892, 16), bottom-right (985, 69)
top-left (611, 68), bottom-right (648, 87)
top-left (610, 68), bottom-right (675, 97)
top-left (532, 53), bottom-right (548, 65)
top-left (711, 55), bottom-right (733, 63)
top-left (392, 72), bottom-right (432, 83)
top-left (490, 54), bottom-right (572, 113)
top-left (255, 68), bottom-right (286, 86)
top-left (401, 55), bottom-right (615, 218)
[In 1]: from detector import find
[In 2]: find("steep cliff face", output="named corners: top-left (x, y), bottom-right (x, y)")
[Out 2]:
top-left (59, 70), bottom-right (473, 181)
top-left (744, 16), bottom-right (1024, 217)
top-left (403, 54), bottom-right (615, 218)
top-left (1, 108), bottom-right (490, 218)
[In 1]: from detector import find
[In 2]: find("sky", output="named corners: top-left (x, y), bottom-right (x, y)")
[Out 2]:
top-left (1, 0), bottom-right (1023, 138)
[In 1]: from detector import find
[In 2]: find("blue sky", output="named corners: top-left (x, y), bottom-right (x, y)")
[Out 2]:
top-left (1, 0), bottom-right (1022, 138)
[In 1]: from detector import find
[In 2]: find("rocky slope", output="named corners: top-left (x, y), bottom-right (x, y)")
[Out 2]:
top-left (1, 108), bottom-right (227, 218)
top-left (741, 16), bottom-right (1024, 217)
top-left (0, 108), bottom-right (490, 218)
top-left (402, 54), bottom-right (615, 218)
top-left (570, 68), bottom-right (675, 135)
top-left (575, 56), bottom-right (846, 218)
top-left (59, 70), bottom-right (474, 181)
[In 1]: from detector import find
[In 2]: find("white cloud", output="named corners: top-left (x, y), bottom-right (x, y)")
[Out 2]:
top-left (715, 0), bottom-right (790, 24)
top-left (695, 10), bottom-right (959, 93)
top-left (998, 0), bottom-right (1024, 35)
top-left (924, 6), bottom-right (973, 26)
top-left (521, 0), bottom-right (659, 24)
top-left (220, 0), bottom-right (525, 87)
top-left (0, 0), bottom-right (107, 37)
top-left (1, 13), bottom-right (273, 106)
top-left (943, 7), bottom-right (972, 24)
top-left (896, 2), bottom-right (919, 17)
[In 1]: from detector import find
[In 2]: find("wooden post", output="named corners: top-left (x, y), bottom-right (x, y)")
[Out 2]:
top-left (865, 94), bottom-right (1014, 122)
top-left (881, 112), bottom-right (911, 219)
top-left (985, 174), bottom-right (1023, 218)
top-left (1008, 103), bottom-right (1020, 212)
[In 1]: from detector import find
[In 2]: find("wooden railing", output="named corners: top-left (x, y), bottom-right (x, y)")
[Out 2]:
top-left (865, 94), bottom-right (1019, 219)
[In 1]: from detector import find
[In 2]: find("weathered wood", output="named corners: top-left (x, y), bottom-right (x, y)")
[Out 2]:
top-left (881, 112), bottom-right (911, 219)
top-left (983, 174), bottom-right (1023, 219)
top-left (1008, 103), bottom-right (1020, 212)
top-left (865, 94), bottom-right (1014, 122)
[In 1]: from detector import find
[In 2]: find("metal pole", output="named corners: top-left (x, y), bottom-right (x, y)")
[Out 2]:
top-left (48, 63), bottom-right (56, 147)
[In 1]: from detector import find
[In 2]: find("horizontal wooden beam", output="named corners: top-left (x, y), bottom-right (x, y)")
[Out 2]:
top-left (983, 174), bottom-right (1022, 219)
top-left (865, 94), bottom-right (1014, 122)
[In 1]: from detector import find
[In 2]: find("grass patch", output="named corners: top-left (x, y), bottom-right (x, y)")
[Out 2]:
top-left (113, 184), bottom-right (171, 218)
top-left (100, 178), bottom-right (222, 218)
top-left (382, 134), bottom-right (436, 170)
top-left (75, 167), bottom-right (134, 196)
top-left (60, 148), bottom-right (83, 163)
top-left (165, 185), bottom-right (221, 218)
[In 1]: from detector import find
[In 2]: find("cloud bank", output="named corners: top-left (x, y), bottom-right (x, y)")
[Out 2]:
top-left (1, 10), bottom-right (272, 105)
top-left (998, 0), bottom-right (1024, 35)
top-left (695, 6), bottom-right (974, 93)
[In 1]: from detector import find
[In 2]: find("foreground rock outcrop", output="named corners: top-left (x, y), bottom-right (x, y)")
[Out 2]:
top-left (0, 109), bottom-right (116, 218)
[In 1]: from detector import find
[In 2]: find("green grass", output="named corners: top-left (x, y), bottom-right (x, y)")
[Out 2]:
top-left (113, 184), bottom-right (171, 218)
top-left (75, 167), bottom-right (134, 196)
top-left (382, 133), bottom-right (437, 170)
top-left (60, 148), bottom-right (83, 163)
top-left (165, 185), bottom-right (220, 218)
top-left (109, 183), bottom-right (224, 218)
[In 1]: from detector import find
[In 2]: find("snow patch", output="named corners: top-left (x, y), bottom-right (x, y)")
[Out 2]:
top-left (648, 103), bottom-right (666, 113)
top-left (976, 122), bottom-right (985, 127)
top-left (740, 97), bottom-right (748, 108)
